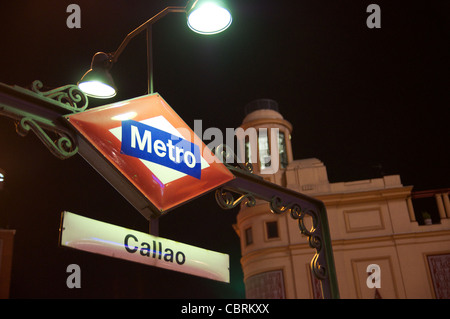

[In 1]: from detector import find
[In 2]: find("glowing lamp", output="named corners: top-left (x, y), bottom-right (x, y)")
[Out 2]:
top-left (187, 0), bottom-right (232, 35)
top-left (78, 52), bottom-right (116, 98)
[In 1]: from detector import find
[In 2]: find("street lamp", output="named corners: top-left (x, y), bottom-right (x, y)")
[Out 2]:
top-left (77, 52), bottom-right (116, 99)
top-left (187, 0), bottom-right (232, 35)
top-left (78, 0), bottom-right (232, 98)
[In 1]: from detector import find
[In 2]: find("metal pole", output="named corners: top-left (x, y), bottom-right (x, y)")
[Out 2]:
top-left (146, 25), bottom-right (157, 235)
top-left (146, 24), bottom-right (154, 94)
top-left (110, 6), bottom-right (187, 64)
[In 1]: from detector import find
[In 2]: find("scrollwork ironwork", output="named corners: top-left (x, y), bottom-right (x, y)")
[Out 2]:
top-left (269, 195), bottom-right (327, 280)
top-left (311, 253), bottom-right (327, 280)
top-left (214, 144), bottom-right (253, 174)
top-left (15, 117), bottom-right (78, 160)
top-left (269, 196), bottom-right (290, 214)
top-left (30, 80), bottom-right (88, 112)
top-left (215, 188), bottom-right (256, 210)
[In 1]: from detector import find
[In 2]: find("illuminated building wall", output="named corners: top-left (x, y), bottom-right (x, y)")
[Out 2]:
top-left (234, 99), bottom-right (450, 299)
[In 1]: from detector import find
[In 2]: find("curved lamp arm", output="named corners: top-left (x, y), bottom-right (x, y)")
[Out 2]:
top-left (111, 6), bottom-right (187, 64)
top-left (81, 1), bottom-right (232, 97)
top-left (110, 6), bottom-right (187, 94)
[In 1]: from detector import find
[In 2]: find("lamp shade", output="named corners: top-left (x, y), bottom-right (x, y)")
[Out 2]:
top-left (186, 0), bottom-right (232, 35)
top-left (78, 52), bottom-right (117, 98)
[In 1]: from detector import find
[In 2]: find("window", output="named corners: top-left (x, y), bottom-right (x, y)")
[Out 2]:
top-left (245, 227), bottom-right (253, 246)
top-left (266, 221), bottom-right (279, 239)
top-left (428, 254), bottom-right (450, 299)
top-left (245, 270), bottom-right (285, 299)
top-left (245, 128), bottom-right (289, 170)
top-left (278, 132), bottom-right (288, 169)
top-left (244, 136), bottom-right (252, 164)
top-left (258, 129), bottom-right (271, 170)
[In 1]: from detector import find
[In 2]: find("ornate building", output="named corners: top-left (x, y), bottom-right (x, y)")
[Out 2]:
top-left (233, 99), bottom-right (450, 299)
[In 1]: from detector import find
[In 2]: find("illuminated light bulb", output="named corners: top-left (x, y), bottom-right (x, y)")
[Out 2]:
top-left (187, 1), bottom-right (232, 35)
top-left (78, 80), bottom-right (116, 99)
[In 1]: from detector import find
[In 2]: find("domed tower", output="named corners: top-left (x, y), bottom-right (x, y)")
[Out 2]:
top-left (234, 99), bottom-right (308, 299)
top-left (238, 99), bottom-right (293, 185)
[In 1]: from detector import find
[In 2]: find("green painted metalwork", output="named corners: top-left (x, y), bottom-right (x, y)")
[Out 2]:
top-left (214, 145), bottom-right (340, 299)
top-left (30, 80), bottom-right (88, 112)
top-left (215, 189), bottom-right (256, 209)
top-left (15, 116), bottom-right (78, 160)
top-left (0, 81), bottom-right (86, 159)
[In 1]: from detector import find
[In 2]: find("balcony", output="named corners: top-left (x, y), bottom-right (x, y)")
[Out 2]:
top-left (408, 188), bottom-right (450, 225)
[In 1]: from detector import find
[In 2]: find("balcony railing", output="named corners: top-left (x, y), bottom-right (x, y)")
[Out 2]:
top-left (407, 188), bottom-right (450, 225)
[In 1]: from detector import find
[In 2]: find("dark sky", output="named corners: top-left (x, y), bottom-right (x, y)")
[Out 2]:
top-left (0, 0), bottom-right (448, 298)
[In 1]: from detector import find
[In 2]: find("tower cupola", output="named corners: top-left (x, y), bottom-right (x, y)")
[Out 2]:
top-left (238, 99), bottom-right (293, 183)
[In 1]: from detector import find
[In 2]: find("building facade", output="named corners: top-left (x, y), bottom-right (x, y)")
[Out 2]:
top-left (234, 99), bottom-right (450, 299)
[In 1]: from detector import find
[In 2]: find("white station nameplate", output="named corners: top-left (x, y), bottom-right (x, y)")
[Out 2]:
top-left (59, 212), bottom-right (229, 283)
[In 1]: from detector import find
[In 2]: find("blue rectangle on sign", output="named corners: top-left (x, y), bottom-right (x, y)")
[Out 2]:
top-left (121, 120), bottom-right (201, 179)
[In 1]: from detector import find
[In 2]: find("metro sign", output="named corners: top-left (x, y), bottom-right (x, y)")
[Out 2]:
top-left (65, 94), bottom-right (234, 218)
top-left (120, 120), bottom-right (201, 179)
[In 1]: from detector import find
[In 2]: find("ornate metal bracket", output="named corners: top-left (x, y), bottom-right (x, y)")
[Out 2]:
top-left (270, 196), bottom-right (327, 280)
top-left (215, 188), bottom-right (256, 210)
top-left (15, 117), bottom-right (78, 160)
top-left (0, 80), bottom-right (88, 160)
top-left (214, 144), bottom-right (254, 174)
top-left (213, 144), bottom-right (258, 209)
top-left (29, 80), bottom-right (88, 112)
top-left (213, 144), bottom-right (339, 298)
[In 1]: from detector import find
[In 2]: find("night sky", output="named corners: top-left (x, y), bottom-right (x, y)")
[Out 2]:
top-left (0, 0), bottom-right (448, 298)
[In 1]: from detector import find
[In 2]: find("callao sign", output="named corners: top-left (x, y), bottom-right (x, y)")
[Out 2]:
top-left (60, 212), bottom-right (230, 282)
top-left (65, 94), bottom-right (234, 216)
